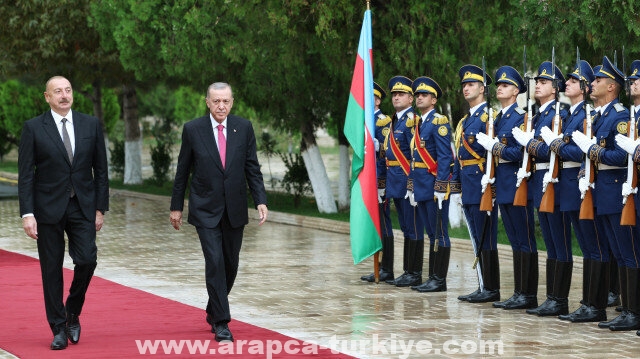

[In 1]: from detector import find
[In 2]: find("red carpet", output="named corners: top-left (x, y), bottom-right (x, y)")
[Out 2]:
top-left (0, 250), bottom-right (354, 358)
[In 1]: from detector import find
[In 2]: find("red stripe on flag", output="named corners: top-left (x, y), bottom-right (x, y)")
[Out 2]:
top-left (350, 55), bottom-right (365, 109)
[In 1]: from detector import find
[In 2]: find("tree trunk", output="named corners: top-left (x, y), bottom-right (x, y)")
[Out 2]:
top-left (122, 83), bottom-right (142, 185)
top-left (300, 122), bottom-right (337, 214)
top-left (337, 141), bottom-right (351, 211)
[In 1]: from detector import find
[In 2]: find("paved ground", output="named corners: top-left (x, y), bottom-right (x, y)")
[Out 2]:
top-left (1, 181), bottom-right (639, 358)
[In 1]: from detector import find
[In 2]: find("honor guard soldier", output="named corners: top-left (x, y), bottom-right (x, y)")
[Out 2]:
top-left (384, 76), bottom-right (424, 287)
top-left (541, 60), bottom-right (611, 322)
top-left (475, 66), bottom-right (539, 310)
top-left (513, 60), bottom-right (571, 316)
top-left (573, 56), bottom-right (640, 331)
top-left (405, 77), bottom-right (454, 293)
top-left (450, 65), bottom-right (501, 303)
top-left (361, 82), bottom-right (396, 283)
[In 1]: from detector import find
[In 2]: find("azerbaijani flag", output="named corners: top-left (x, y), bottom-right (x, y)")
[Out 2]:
top-left (343, 9), bottom-right (382, 264)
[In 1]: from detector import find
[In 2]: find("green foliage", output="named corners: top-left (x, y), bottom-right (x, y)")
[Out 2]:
top-left (260, 131), bottom-right (278, 189)
top-left (149, 125), bottom-right (174, 185)
top-left (109, 138), bottom-right (125, 179)
top-left (279, 151), bottom-right (312, 208)
top-left (174, 86), bottom-right (207, 124)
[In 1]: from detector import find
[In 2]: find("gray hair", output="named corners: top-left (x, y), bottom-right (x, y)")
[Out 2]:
top-left (206, 82), bottom-right (233, 98)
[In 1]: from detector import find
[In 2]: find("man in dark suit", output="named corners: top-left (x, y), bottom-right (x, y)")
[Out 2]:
top-left (170, 82), bottom-right (268, 342)
top-left (18, 76), bottom-right (109, 350)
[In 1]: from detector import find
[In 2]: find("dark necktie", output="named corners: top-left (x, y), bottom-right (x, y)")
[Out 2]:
top-left (61, 118), bottom-right (73, 163)
top-left (61, 118), bottom-right (75, 197)
top-left (217, 124), bottom-right (226, 168)
top-left (494, 111), bottom-right (503, 127)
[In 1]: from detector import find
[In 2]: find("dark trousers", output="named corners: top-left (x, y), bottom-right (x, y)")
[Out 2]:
top-left (37, 197), bottom-right (97, 334)
top-left (197, 211), bottom-right (244, 324)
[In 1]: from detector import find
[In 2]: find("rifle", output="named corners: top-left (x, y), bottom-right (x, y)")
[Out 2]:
top-left (514, 45), bottom-right (532, 206)
top-left (480, 56), bottom-right (495, 212)
top-left (579, 47), bottom-right (595, 220)
top-left (540, 47), bottom-right (560, 213)
top-left (621, 46), bottom-right (637, 225)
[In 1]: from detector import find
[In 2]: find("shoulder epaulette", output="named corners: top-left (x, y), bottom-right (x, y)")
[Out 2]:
top-left (614, 103), bottom-right (626, 112)
top-left (405, 112), bottom-right (415, 127)
top-left (432, 114), bottom-right (449, 125)
top-left (481, 112), bottom-right (488, 123)
top-left (376, 115), bottom-right (391, 127)
top-left (515, 107), bottom-right (525, 115)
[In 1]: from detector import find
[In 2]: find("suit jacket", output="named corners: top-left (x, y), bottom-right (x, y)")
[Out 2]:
top-left (170, 114), bottom-right (267, 229)
top-left (18, 110), bottom-right (109, 223)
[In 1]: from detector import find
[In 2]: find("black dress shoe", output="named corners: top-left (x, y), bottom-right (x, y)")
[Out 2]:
top-left (599, 311), bottom-right (628, 328)
top-left (458, 288), bottom-right (481, 301)
top-left (395, 272), bottom-right (422, 287)
top-left (467, 289), bottom-right (500, 303)
top-left (386, 272), bottom-right (407, 285)
top-left (361, 269), bottom-right (395, 283)
top-left (414, 276), bottom-right (446, 292)
top-left (526, 297), bottom-right (555, 315)
top-left (535, 297), bottom-right (568, 316)
top-left (559, 305), bottom-right (606, 323)
top-left (66, 314), bottom-right (81, 344)
top-left (214, 322), bottom-right (234, 342)
top-left (503, 294), bottom-right (538, 310)
top-left (637, 329), bottom-right (640, 336)
top-left (609, 311), bottom-right (640, 331)
top-left (608, 291), bottom-right (620, 307)
top-left (51, 329), bottom-right (68, 350)
top-left (493, 292), bottom-right (519, 308)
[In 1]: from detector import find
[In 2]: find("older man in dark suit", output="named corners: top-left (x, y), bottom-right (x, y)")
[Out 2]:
top-left (170, 82), bottom-right (268, 342)
top-left (18, 76), bottom-right (109, 350)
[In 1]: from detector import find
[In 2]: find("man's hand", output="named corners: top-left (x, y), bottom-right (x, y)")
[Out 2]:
top-left (434, 191), bottom-right (446, 210)
top-left (95, 211), bottom-right (104, 232)
top-left (512, 127), bottom-right (534, 147)
top-left (22, 216), bottom-right (38, 240)
top-left (615, 133), bottom-right (640, 155)
top-left (475, 132), bottom-right (498, 151)
top-left (578, 177), bottom-right (593, 199)
top-left (170, 210), bottom-right (183, 230)
top-left (540, 126), bottom-right (561, 146)
top-left (373, 138), bottom-right (380, 152)
top-left (480, 173), bottom-right (494, 193)
top-left (405, 190), bottom-right (417, 207)
top-left (572, 130), bottom-right (596, 154)
top-left (516, 167), bottom-right (531, 187)
top-left (257, 204), bottom-right (268, 225)
top-left (622, 182), bottom-right (638, 204)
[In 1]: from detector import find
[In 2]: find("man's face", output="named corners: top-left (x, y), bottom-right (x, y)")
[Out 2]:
top-left (206, 87), bottom-right (234, 123)
top-left (590, 77), bottom-right (611, 101)
top-left (564, 77), bottom-right (584, 99)
top-left (391, 92), bottom-right (413, 111)
top-left (462, 81), bottom-right (483, 103)
top-left (414, 92), bottom-right (436, 112)
top-left (44, 77), bottom-right (73, 116)
top-left (496, 83), bottom-right (518, 102)
top-left (534, 79), bottom-right (555, 101)
top-left (630, 79), bottom-right (640, 99)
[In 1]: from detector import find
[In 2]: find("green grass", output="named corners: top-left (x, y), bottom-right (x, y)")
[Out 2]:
top-left (0, 161), bottom-right (18, 173)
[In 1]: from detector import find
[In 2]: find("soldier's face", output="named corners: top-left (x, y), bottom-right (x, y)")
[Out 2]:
top-left (462, 82), bottom-right (482, 102)
top-left (534, 79), bottom-right (554, 101)
top-left (590, 77), bottom-right (612, 100)
top-left (391, 92), bottom-right (413, 111)
top-left (564, 78), bottom-right (583, 99)
top-left (630, 79), bottom-right (640, 99)
top-left (415, 92), bottom-right (436, 112)
top-left (496, 83), bottom-right (518, 101)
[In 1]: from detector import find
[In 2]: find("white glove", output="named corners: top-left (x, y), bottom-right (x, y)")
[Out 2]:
top-left (475, 132), bottom-right (498, 151)
top-left (480, 173), bottom-right (495, 193)
top-left (516, 167), bottom-right (531, 187)
top-left (405, 190), bottom-right (417, 207)
top-left (572, 130), bottom-right (596, 154)
top-left (622, 182), bottom-right (638, 204)
top-left (512, 127), bottom-right (534, 147)
top-left (377, 188), bottom-right (385, 203)
top-left (450, 193), bottom-right (462, 207)
top-left (542, 171), bottom-right (559, 193)
top-left (373, 138), bottom-right (380, 152)
top-left (540, 126), bottom-right (561, 146)
top-left (615, 133), bottom-right (640, 155)
top-left (434, 191), bottom-right (446, 210)
top-left (578, 177), bottom-right (593, 199)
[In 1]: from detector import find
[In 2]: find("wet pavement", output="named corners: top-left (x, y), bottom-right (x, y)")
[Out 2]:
top-left (1, 180), bottom-right (639, 358)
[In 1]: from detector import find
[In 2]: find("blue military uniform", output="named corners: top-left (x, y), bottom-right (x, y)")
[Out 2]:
top-left (579, 56), bottom-right (640, 331)
top-left (384, 76), bottom-right (424, 287)
top-left (522, 61), bottom-right (572, 317)
top-left (406, 77), bottom-right (454, 293)
top-left (450, 65), bottom-right (500, 303)
top-left (549, 61), bottom-right (611, 322)
top-left (360, 82), bottom-right (395, 282)
top-left (487, 66), bottom-right (538, 310)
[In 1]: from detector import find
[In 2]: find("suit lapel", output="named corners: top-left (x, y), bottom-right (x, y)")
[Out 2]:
top-left (41, 112), bottom-right (72, 167)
